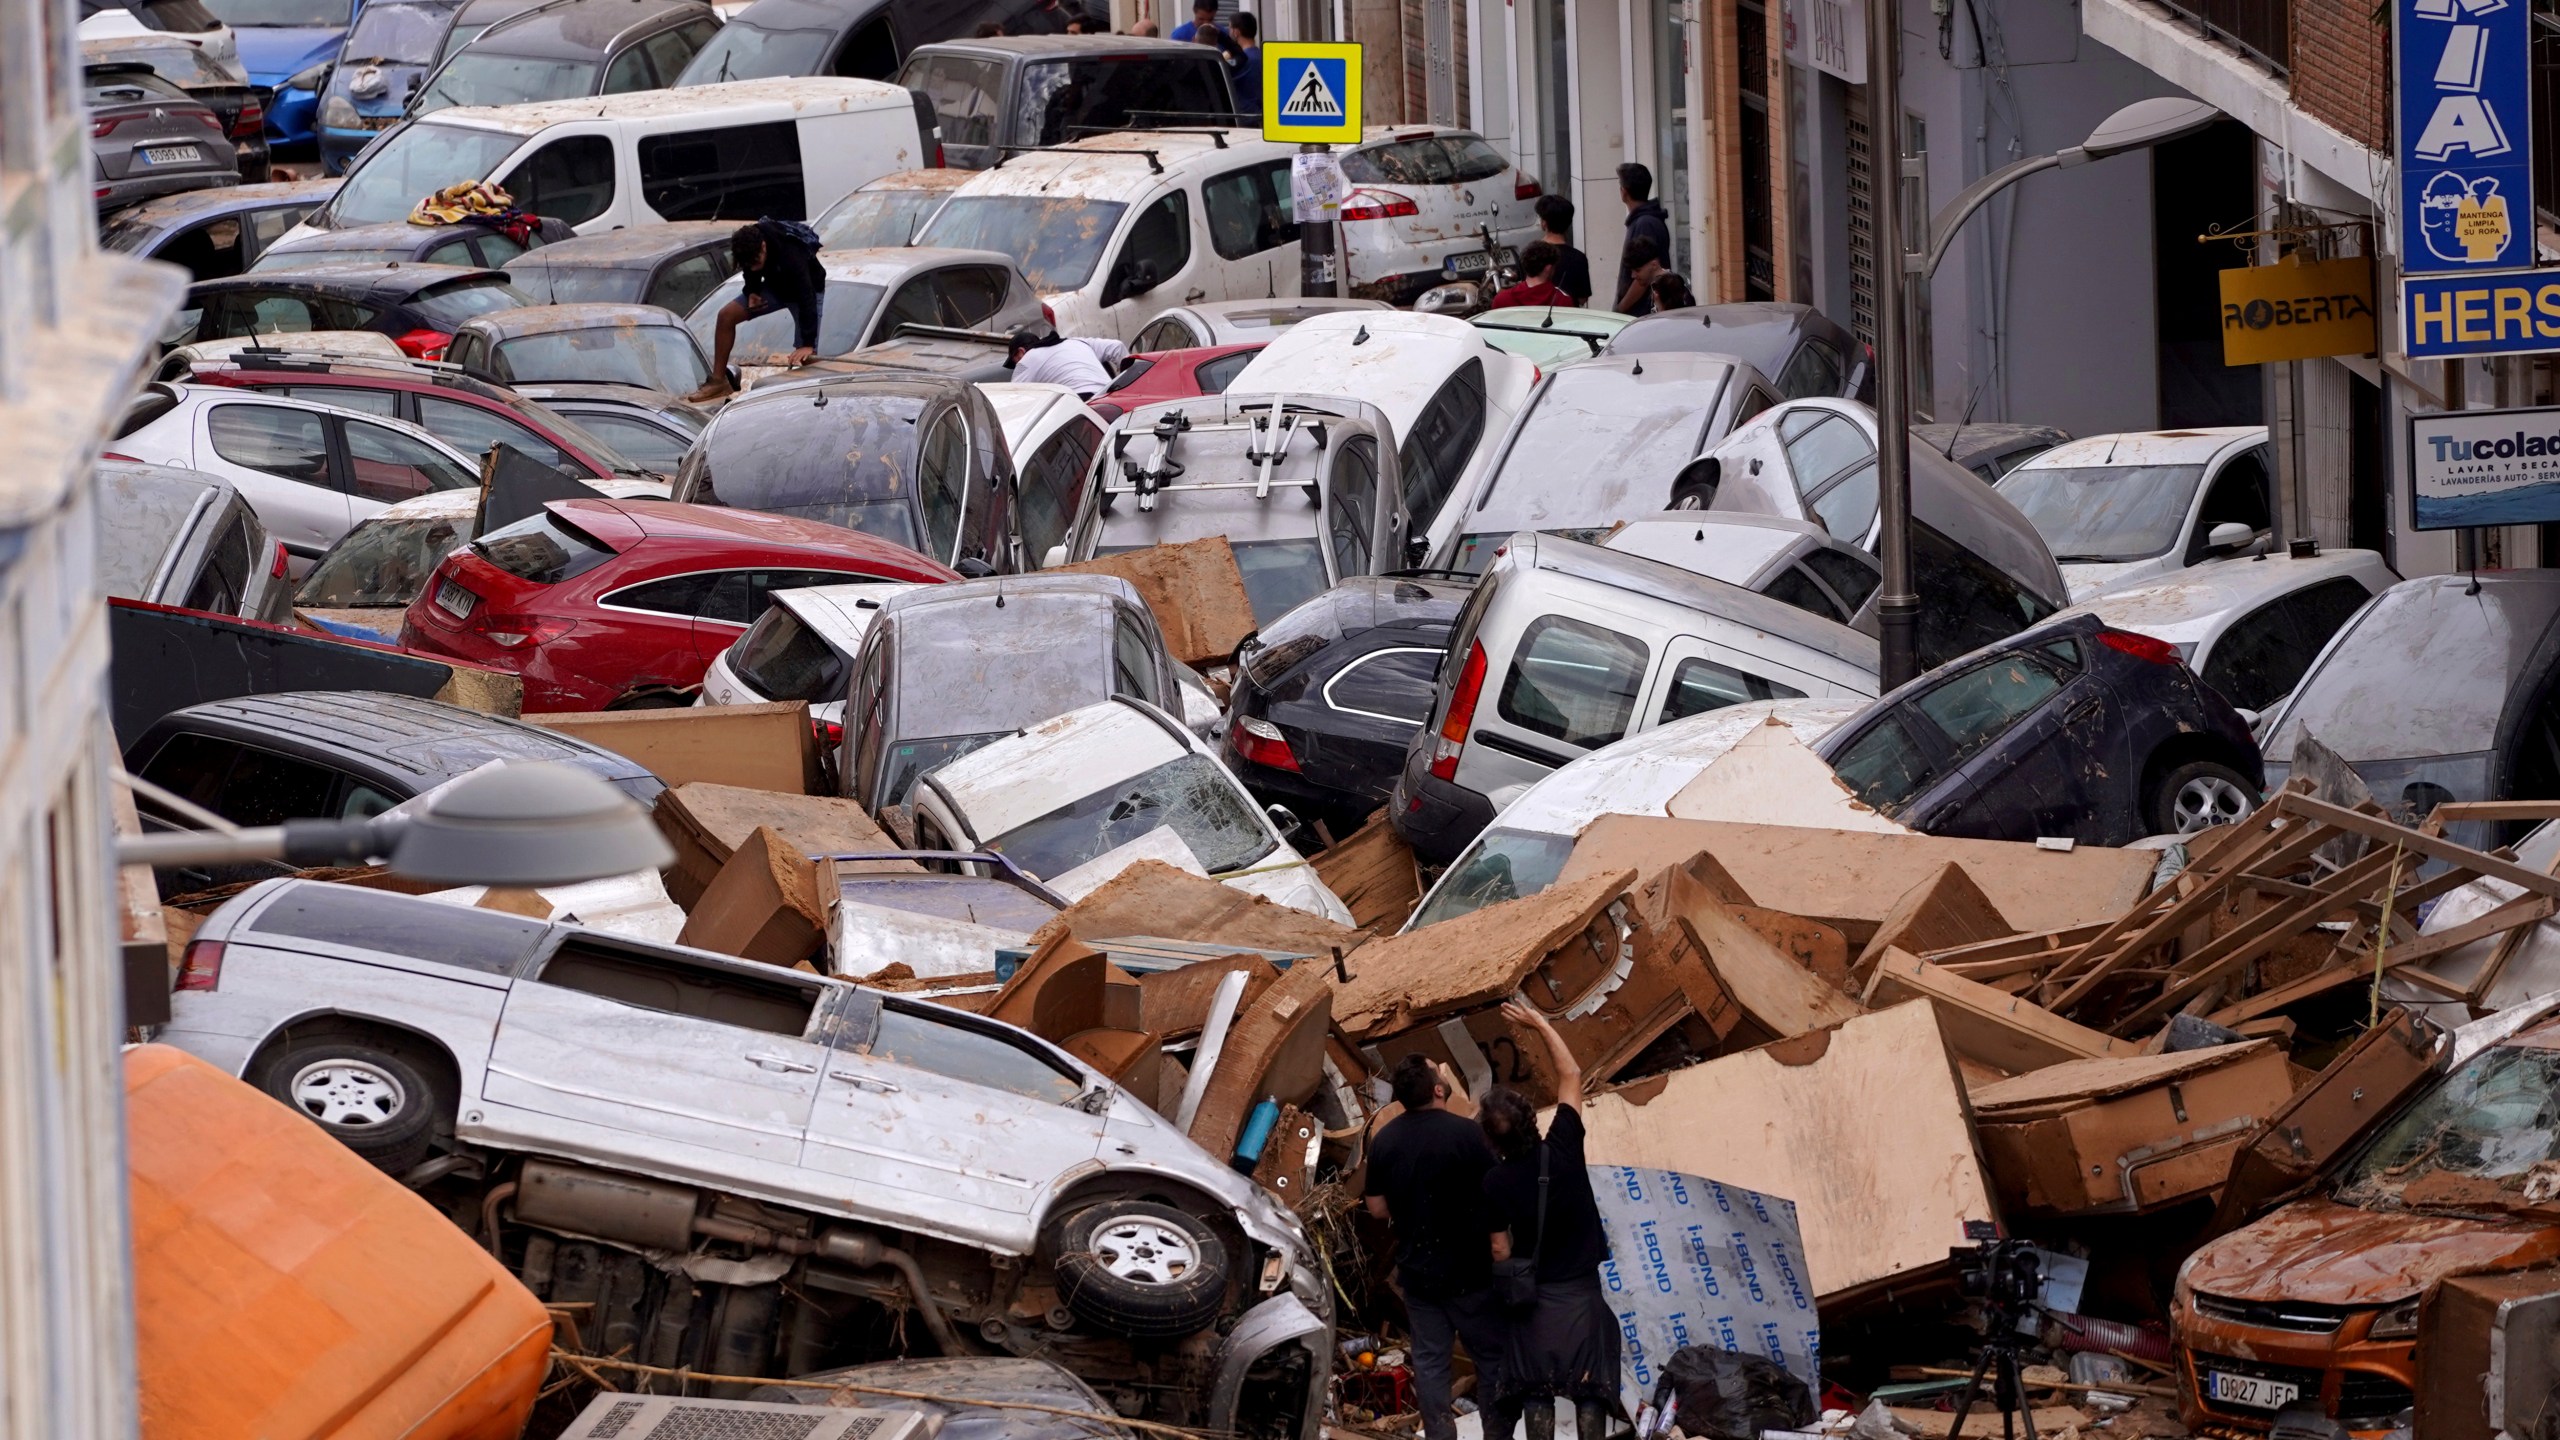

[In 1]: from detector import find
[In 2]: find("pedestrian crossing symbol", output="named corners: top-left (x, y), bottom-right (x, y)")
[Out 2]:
top-left (1262, 42), bottom-right (1362, 143)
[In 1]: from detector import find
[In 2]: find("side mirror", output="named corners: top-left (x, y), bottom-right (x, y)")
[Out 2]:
top-left (1670, 455), bottom-right (1720, 510)
top-left (1404, 534), bottom-right (1431, 568)
top-left (1265, 802), bottom-right (1305, 842)
top-left (1111, 259), bottom-right (1161, 304)
top-left (954, 555), bottom-right (995, 578)
top-left (2206, 520), bottom-right (2256, 552)
top-left (1039, 543), bottom-right (1068, 569)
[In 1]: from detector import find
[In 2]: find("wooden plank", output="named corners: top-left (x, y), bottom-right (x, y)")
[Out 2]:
top-left (2036, 810), bottom-right (2292, 990)
top-left (2430, 800), bottom-right (2560, 825)
top-left (1851, 863), bottom-right (2015, 986)
top-left (1937, 925), bottom-right (2113, 982)
top-left (2462, 844), bottom-right (2560, 1004)
top-left (2278, 794), bottom-right (2560, 901)
top-left (1309, 814), bottom-right (1422, 932)
top-left (1866, 949), bottom-right (2135, 1071)
top-left (2044, 818), bottom-right (2342, 1013)
top-left (2112, 846), bottom-right (2416, 1033)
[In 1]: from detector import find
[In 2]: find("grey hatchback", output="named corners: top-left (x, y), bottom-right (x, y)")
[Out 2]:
top-left (87, 62), bottom-right (241, 210)
top-left (1605, 301), bottom-right (1875, 403)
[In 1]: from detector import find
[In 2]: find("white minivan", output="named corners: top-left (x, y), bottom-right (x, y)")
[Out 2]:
top-left (284, 78), bottom-right (934, 241)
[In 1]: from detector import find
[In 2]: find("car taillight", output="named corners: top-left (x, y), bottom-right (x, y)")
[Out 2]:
top-left (1041, 301), bottom-right (1055, 327)
top-left (2097, 628), bottom-right (2180, 665)
top-left (475, 616), bottom-right (575, 649)
top-left (1231, 714), bottom-right (1300, 773)
top-left (102, 452), bottom-right (140, 462)
top-left (269, 542), bottom-right (289, 579)
top-left (1341, 189), bottom-right (1419, 221)
top-left (192, 111), bottom-right (223, 131)
top-left (1428, 641), bottom-right (1487, 781)
top-left (930, 140), bottom-right (945, 167)
top-left (231, 100), bottom-right (265, 137)
top-left (93, 115), bottom-right (129, 137)
top-left (393, 328), bottom-right (452, 360)
top-left (175, 939), bottom-right (225, 992)
top-left (1515, 173), bottom-right (1542, 200)
top-left (814, 717), bottom-right (844, 748)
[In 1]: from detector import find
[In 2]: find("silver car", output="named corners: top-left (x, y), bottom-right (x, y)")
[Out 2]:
top-left (160, 877), bottom-right (1328, 1437)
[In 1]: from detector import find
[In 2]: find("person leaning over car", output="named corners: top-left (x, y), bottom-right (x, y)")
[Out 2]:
top-left (1490, 243), bottom-right (1578, 310)
top-left (691, 218), bottom-right (827, 402)
top-left (1008, 326), bottom-right (1130, 400)
top-left (1364, 1053), bottom-right (1510, 1440)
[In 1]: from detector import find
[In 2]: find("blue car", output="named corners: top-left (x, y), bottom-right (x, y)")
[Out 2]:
top-left (203, 0), bottom-right (361, 147)
top-left (315, 0), bottom-right (462, 172)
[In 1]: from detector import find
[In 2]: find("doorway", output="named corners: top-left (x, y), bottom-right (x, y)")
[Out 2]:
top-left (2151, 120), bottom-right (2263, 428)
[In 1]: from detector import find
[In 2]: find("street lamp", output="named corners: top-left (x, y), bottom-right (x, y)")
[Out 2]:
top-left (115, 761), bottom-right (673, 886)
top-left (1917, 98), bottom-right (2222, 282)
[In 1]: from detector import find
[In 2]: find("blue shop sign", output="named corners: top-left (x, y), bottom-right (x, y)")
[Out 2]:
top-left (2396, 0), bottom-right (2533, 276)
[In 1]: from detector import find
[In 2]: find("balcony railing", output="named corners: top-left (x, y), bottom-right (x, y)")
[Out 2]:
top-left (2152, 0), bottom-right (2289, 75)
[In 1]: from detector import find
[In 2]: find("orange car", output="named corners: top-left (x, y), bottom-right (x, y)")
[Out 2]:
top-left (126, 1044), bottom-right (552, 1440)
top-left (2172, 1013), bottom-right (2560, 1436)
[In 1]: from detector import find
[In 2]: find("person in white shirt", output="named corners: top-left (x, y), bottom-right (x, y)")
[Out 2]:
top-left (1008, 327), bottom-right (1131, 399)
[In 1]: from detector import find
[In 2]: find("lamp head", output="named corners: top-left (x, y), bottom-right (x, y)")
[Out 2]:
top-left (388, 762), bottom-right (671, 886)
top-left (2072, 97), bottom-right (2221, 161)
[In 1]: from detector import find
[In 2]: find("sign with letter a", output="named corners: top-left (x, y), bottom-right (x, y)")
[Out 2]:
top-left (2397, 0), bottom-right (2532, 274)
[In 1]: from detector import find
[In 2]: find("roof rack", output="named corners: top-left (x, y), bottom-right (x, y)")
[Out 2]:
top-left (993, 144), bottom-right (1161, 173)
top-left (1062, 116), bottom-right (1253, 145)
top-left (1117, 110), bottom-right (1262, 130)
top-left (882, 322), bottom-right (1016, 346)
top-left (219, 346), bottom-right (469, 379)
top-left (1104, 395), bottom-right (1333, 510)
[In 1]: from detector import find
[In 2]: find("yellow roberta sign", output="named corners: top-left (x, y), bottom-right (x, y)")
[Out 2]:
top-left (2217, 254), bottom-right (2377, 366)
top-left (1261, 42), bottom-right (1362, 144)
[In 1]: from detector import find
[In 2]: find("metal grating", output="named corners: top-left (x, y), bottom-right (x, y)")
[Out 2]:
top-left (1844, 90), bottom-right (1875, 344)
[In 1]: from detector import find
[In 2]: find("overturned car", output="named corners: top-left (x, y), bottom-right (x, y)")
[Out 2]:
top-left (157, 878), bottom-right (1330, 1435)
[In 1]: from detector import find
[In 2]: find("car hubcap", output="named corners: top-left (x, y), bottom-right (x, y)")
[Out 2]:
top-left (2173, 775), bottom-right (2252, 833)
top-left (1671, 491), bottom-right (1705, 511)
top-left (289, 1059), bottom-right (405, 1128)
top-left (1090, 1219), bottom-right (1198, 1287)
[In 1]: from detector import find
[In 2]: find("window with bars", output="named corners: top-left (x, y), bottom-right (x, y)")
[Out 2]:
top-left (1845, 91), bottom-right (1875, 344)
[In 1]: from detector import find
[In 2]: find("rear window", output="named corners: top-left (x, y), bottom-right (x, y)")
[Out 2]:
top-left (409, 277), bottom-right (535, 329)
top-left (685, 394), bottom-right (930, 548)
top-left (300, 514), bottom-right (468, 607)
top-left (818, 188), bottom-right (953, 250)
top-left (470, 508), bottom-right (617, 583)
top-left (1497, 613), bottom-right (1647, 749)
top-left (249, 884), bottom-right (547, 974)
top-left (899, 53), bottom-right (1003, 150)
top-left (918, 196), bottom-right (1127, 295)
top-left (730, 605), bottom-right (847, 702)
top-left (1012, 54), bottom-right (1230, 148)
top-left (676, 17), bottom-right (834, 85)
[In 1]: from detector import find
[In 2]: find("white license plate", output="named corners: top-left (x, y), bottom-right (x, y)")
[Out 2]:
top-left (2207, 1372), bottom-right (2300, 1410)
top-left (142, 145), bottom-right (200, 165)
top-left (1444, 248), bottom-right (1513, 276)
top-left (434, 578), bottom-right (478, 619)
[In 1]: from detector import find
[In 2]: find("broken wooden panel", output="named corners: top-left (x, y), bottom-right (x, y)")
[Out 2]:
top-left (1187, 957), bottom-right (1335, 1158)
top-left (1575, 1000), bottom-right (1997, 1303)
top-left (1134, 953), bottom-right (1282, 1039)
top-left (1664, 868), bottom-right (1864, 1048)
top-left (1051, 537), bottom-right (1257, 666)
top-left (1864, 949), bottom-right (2135, 1073)
top-left (673, 825), bottom-right (832, 968)
top-left (1310, 814), bottom-right (1424, 932)
top-left (1852, 863), bottom-right (2015, 986)
top-left (1026, 859), bottom-right (1363, 956)
top-left (2414, 1265), bottom-right (2560, 1440)
top-left (985, 935), bottom-right (1140, 1038)
top-left (1561, 816), bottom-right (2154, 941)
top-left (1969, 1042), bottom-right (2298, 1215)
top-left (1332, 868), bottom-right (1638, 1038)
top-left (1527, 889), bottom-right (1694, 1085)
top-left (654, 782), bottom-right (913, 909)
top-left (1249, 1104), bottom-right (1321, 1209)
top-left (528, 700), bottom-right (818, 797)
top-left (1732, 907), bottom-right (1853, 990)
top-left (2210, 1008), bottom-right (2443, 1233)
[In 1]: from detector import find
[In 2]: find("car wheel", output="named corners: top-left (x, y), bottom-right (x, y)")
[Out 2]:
top-left (2151, 759), bottom-right (2256, 835)
top-left (1669, 483), bottom-right (1713, 511)
top-left (1046, 1200), bottom-right (1230, 1340)
top-left (249, 1034), bottom-right (441, 1173)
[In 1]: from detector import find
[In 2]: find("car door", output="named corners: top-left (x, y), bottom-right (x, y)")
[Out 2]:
top-left (480, 933), bottom-right (834, 1190)
top-left (685, 566), bottom-right (889, 663)
top-left (646, 246), bottom-right (732, 316)
top-left (1777, 409), bottom-right (1880, 545)
top-left (1895, 640), bottom-right (2101, 841)
top-left (335, 414), bottom-right (479, 522)
top-left (2183, 443), bottom-right (2275, 564)
top-left (1018, 411), bottom-right (1103, 568)
top-left (799, 991), bottom-right (1106, 1249)
top-left (196, 400), bottom-right (353, 563)
top-left (1643, 640), bottom-right (1813, 729)
top-left (1313, 642), bottom-right (1444, 785)
top-left (1463, 609), bottom-right (1652, 796)
top-left (1198, 156), bottom-right (1298, 301)
top-left (1324, 431), bottom-right (1400, 581)
top-left (1095, 189), bottom-right (1199, 340)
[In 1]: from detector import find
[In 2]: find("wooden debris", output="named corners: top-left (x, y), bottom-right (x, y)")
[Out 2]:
top-left (1310, 813), bottom-right (1424, 932)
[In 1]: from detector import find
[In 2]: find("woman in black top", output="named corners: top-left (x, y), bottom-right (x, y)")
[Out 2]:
top-left (1480, 1000), bottom-right (1620, 1440)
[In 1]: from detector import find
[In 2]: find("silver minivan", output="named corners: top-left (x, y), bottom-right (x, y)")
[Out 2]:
top-left (1387, 531), bottom-right (1880, 860)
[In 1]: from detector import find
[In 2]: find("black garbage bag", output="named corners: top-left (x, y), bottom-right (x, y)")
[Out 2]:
top-left (1648, 1346), bottom-right (1814, 1440)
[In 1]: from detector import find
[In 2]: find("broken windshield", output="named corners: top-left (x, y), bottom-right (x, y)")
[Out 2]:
top-left (985, 752), bottom-right (1273, 881)
top-left (2333, 1043), bottom-right (2560, 1214)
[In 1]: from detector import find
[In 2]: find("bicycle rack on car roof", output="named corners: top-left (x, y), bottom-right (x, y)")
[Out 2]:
top-left (1106, 395), bottom-right (1348, 511)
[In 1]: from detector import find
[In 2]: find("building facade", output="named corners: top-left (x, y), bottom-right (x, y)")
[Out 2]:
top-left (0, 0), bottom-right (186, 1429)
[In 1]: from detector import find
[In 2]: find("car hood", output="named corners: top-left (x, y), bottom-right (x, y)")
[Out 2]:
top-left (2184, 1197), bottom-right (2560, 1306)
top-left (2060, 557), bottom-right (2168, 604)
top-left (235, 26), bottom-right (344, 84)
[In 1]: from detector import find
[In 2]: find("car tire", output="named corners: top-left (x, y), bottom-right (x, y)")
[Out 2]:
top-left (2150, 759), bottom-right (2257, 836)
top-left (1669, 483), bottom-right (1714, 511)
top-left (249, 1033), bottom-right (442, 1174)
top-left (1046, 1200), bottom-right (1230, 1340)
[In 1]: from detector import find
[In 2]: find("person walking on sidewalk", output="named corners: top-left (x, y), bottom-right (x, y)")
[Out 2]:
top-left (1365, 1053), bottom-right (1510, 1440)
top-left (689, 218), bottom-right (826, 401)
top-left (1613, 162), bottom-right (1673, 316)
top-left (1481, 1000), bottom-right (1621, 1440)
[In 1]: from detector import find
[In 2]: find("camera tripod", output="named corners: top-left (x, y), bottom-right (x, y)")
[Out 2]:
top-left (1943, 1315), bottom-right (2040, 1440)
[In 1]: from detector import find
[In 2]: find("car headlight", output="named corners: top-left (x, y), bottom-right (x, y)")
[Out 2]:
top-left (2369, 1299), bottom-right (2422, 1339)
top-left (285, 61), bottom-right (332, 93)
top-left (319, 93), bottom-right (359, 129)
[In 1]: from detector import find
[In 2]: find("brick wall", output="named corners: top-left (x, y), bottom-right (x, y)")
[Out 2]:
top-left (2289, 0), bottom-right (2387, 151)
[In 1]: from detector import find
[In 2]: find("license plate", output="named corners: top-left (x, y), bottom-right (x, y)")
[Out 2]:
top-left (142, 145), bottom-right (199, 165)
top-left (2207, 1372), bottom-right (2300, 1410)
top-left (362, 113), bottom-right (398, 130)
top-left (1444, 247), bottom-right (1516, 276)
top-left (434, 578), bottom-right (478, 619)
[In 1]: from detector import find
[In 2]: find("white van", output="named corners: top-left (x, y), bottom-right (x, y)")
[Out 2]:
top-left (916, 128), bottom-right (1307, 341)
top-left (285, 78), bottom-right (933, 241)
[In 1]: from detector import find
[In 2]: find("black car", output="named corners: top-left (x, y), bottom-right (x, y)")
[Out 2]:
top-left (501, 219), bottom-right (739, 312)
top-left (99, 179), bottom-right (340, 281)
top-left (1606, 302), bottom-right (1875, 404)
top-left (673, 0), bottom-right (1064, 89)
top-left (1814, 611), bottom-right (2264, 846)
top-left (85, 62), bottom-right (241, 211)
top-left (409, 0), bottom-right (720, 115)
top-left (1223, 575), bottom-right (1467, 833)
top-left (1913, 422), bottom-right (2073, 485)
top-left (169, 263), bottom-right (534, 358)
top-left (673, 373), bottom-right (1021, 575)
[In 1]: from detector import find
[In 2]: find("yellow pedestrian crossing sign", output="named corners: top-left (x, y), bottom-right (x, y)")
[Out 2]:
top-left (1262, 42), bottom-right (1362, 144)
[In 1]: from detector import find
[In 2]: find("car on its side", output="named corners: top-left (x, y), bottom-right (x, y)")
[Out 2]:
top-left (1423, 353), bottom-right (1784, 573)
top-left (698, 578), bottom-right (915, 730)
top-left (1913, 421), bottom-right (2072, 485)
top-left (1058, 393), bottom-right (1413, 625)
top-left (155, 877), bottom-right (1329, 1440)
top-left (681, 246), bottom-right (1044, 369)
top-left (82, 33), bottom-right (271, 180)
top-left (86, 62), bottom-right (240, 211)
top-left (1126, 297), bottom-right (1393, 354)
top-left (1599, 513), bottom-right (1883, 633)
top-left (674, 373), bottom-right (1022, 575)
top-left (812, 167), bottom-right (972, 249)
top-left (909, 696), bottom-right (1357, 923)
top-left (1387, 531), bottom-right (1881, 861)
top-left (836, 575), bottom-right (1190, 816)
top-left (169, 262), bottom-right (535, 360)
top-left (1814, 611), bottom-right (2265, 844)
top-left (1469, 305), bottom-right (1631, 369)
top-left (499, 217), bottom-right (738, 311)
top-left (399, 496), bottom-right (961, 710)
top-left (982, 381), bottom-right (1105, 571)
top-left (98, 178), bottom-right (338, 282)
top-left (407, 0), bottom-right (720, 116)
top-left (96, 460), bottom-right (297, 624)
top-left (1087, 341), bottom-right (1262, 423)
top-left (311, 0), bottom-right (464, 171)
top-left (252, 217), bottom-right (554, 271)
top-left (1605, 301), bottom-right (1874, 403)
top-left (1225, 310), bottom-right (1540, 538)
top-left (2046, 546), bottom-right (2396, 721)
top-left (894, 35), bottom-right (1235, 171)
top-left (1336, 126), bottom-right (1542, 305)
top-left (447, 302), bottom-right (713, 396)
top-left (1223, 575), bottom-right (1469, 834)
top-left (110, 382), bottom-right (481, 568)
top-left (1995, 427), bottom-right (2274, 601)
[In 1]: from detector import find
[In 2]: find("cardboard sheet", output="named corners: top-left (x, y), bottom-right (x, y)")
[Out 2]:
top-left (1052, 537), bottom-right (1257, 665)
top-left (1590, 1164), bottom-right (1822, 1404)
top-left (1028, 859), bottom-right (1363, 955)
top-left (529, 702), bottom-right (818, 796)
top-left (1333, 868), bottom-right (1637, 1037)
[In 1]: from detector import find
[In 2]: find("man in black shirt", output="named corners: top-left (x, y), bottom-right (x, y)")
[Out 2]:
top-left (1532, 194), bottom-right (1593, 306)
top-left (689, 217), bottom-right (827, 402)
top-left (1365, 1054), bottom-right (1508, 1440)
top-left (1614, 162), bottom-right (1674, 316)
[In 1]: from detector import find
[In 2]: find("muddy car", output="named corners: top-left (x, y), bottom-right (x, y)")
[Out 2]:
top-left (158, 877), bottom-right (1331, 1438)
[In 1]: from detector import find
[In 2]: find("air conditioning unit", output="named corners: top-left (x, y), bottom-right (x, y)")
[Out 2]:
top-left (555, 1394), bottom-right (938, 1440)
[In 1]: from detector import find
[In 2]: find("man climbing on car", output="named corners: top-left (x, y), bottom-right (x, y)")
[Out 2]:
top-left (688, 217), bottom-right (827, 402)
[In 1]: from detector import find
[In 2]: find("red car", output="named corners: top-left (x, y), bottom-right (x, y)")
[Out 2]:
top-left (400, 498), bottom-right (957, 712)
top-left (183, 353), bottom-right (643, 482)
top-left (1090, 342), bottom-right (1265, 421)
